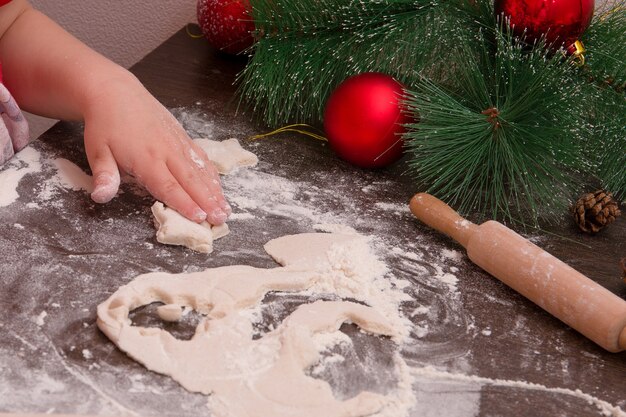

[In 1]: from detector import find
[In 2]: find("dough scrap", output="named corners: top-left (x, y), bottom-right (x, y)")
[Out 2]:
top-left (151, 201), bottom-right (229, 253)
top-left (194, 138), bottom-right (259, 174)
top-left (156, 304), bottom-right (184, 322)
top-left (264, 232), bottom-right (360, 269)
top-left (98, 232), bottom-right (404, 417)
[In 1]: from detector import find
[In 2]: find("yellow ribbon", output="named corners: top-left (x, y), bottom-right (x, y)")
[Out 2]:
top-left (249, 124), bottom-right (328, 142)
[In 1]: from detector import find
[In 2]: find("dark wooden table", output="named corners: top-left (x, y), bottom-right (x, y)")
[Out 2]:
top-left (0, 27), bottom-right (624, 417)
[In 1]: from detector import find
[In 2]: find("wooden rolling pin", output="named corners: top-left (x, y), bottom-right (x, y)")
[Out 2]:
top-left (410, 193), bottom-right (626, 352)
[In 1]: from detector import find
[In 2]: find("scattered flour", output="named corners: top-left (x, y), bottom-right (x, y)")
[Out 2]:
top-left (171, 107), bottom-right (216, 139)
top-left (36, 157), bottom-right (94, 203)
top-left (433, 265), bottom-right (459, 291)
top-left (222, 169), bottom-right (320, 221)
top-left (441, 249), bottom-right (463, 262)
top-left (389, 246), bottom-right (460, 294)
top-left (456, 219), bottom-right (471, 229)
top-left (33, 311), bottom-right (47, 326)
top-left (189, 149), bottom-right (205, 168)
top-left (228, 212), bottom-right (255, 221)
top-left (0, 147), bottom-right (42, 207)
top-left (228, 195), bottom-right (258, 210)
top-left (410, 306), bottom-right (431, 318)
top-left (311, 328), bottom-right (353, 351)
top-left (414, 325), bottom-right (429, 338)
top-left (374, 202), bottom-right (407, 214)
top-left (412, 367), bottom-right (626, 417)
top-left (50, 158), bottom-right (93, 193)
top-left (314, 223), bottom-right (358, 234)
top-left (310, 352), bottom-right (346, 376)
top-left (308, 331), bottom-right (352, 376)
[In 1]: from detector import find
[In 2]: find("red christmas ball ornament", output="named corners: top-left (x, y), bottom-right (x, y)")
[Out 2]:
top-left (197, 0), bottom-right (255, 55)
top-left (323, 73), bottom-right (411, 169)
top-left (495, 0), bottom-right (594, 48)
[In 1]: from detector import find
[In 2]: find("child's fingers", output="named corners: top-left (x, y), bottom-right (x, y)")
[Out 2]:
top-left (142, 162), bottom-right (209, 223)
top-left (190, 142), bottom-right (232, 215)
top-left (85, 142), bottom-right (121, 204)
top-left (166, 156), bottom-right (228, 225)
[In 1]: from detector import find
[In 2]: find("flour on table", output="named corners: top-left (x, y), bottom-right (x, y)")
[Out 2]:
top-left (33, 310), bottom-right (47, 326)
top-left (151, 202), bottom-right (229, 254)
top-left (35, 157), bottom-right (95, 203)
top-left (0, 146), bottom-right (41, 207)
top-left (194, 138), bottom-right (258, 174)
top-left (412, 366), bottom-right (626, 417)
top-left (97, 232), bottom-right (415, 417)
top-left (228, 212), bottom-right (255, 221)
top-left (374, 202), bottom-right (409, 216)
top-left (313, 223), bottom-right (358, 235)
top-left (51, 158), bottom-right (94, 193)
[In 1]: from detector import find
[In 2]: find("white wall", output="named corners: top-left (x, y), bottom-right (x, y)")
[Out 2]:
top-left (26, 0), bottom-right (197, 137)
top-left (30, 0), bottom-right (196, 68)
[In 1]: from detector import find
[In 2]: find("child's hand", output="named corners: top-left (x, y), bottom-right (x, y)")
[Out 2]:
top-left (83, 76), bottom-right (230, 225)
top-left (0, 3), bottom-right (229, 224)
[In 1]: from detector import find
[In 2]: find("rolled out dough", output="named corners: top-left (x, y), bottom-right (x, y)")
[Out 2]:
top-left (98, 232), bottom-right (405, 417)
top-left (151, 201), bottom-right (229, 253)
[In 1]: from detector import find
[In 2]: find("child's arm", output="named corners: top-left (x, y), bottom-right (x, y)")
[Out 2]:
top-left (0, 0), bottom-right (230, 224)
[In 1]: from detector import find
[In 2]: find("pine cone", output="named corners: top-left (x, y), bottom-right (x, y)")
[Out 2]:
top-left (573, 190), bottom-right (621, 233)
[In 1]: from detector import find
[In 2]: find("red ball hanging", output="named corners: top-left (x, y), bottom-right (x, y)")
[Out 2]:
top-left (495, 0), bottom-right (594, 48)
top-left (197, 0), bottom-right (255, 55)
top-left (323, 73), bottom-right (411, 169)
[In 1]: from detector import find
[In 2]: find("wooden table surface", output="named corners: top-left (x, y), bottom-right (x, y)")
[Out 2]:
top-left (0, 27), bottom-right (624, 417)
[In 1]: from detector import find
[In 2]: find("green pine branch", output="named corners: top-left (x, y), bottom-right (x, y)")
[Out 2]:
top-left (582, 0), bottom-right (626, 92)
top-left (402, 30), bottom-right (587, 224)
top-left (238, 0), bottom-right (483, 127)
top-left (583, 86), bottom-right (626, 199)
top-left (578, 1), bottom-right (626, 199)
top-left (237, 0), bottom-right (623, 222)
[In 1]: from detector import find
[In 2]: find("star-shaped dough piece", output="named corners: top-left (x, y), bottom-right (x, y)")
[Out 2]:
top-left (151, 202), bottom-right (229, 253)
top-left (194, 138), bottom-right (258, 174)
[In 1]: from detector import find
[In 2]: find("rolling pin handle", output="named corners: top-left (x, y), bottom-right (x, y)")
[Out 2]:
top-left (410, 193), bottom-right (478, 248)
top-left (620, 327), bottom-right (626, 351)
